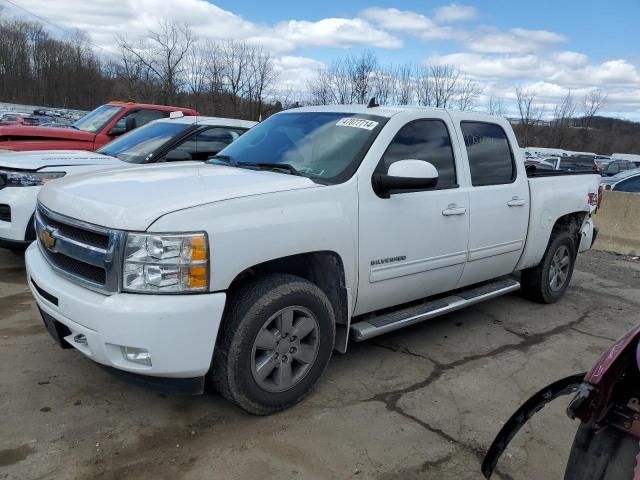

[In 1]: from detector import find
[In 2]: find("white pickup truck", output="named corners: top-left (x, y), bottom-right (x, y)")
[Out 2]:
top-left (25, 105), bottom-right (601, 415)
top-left (0, 115), bottom-right (255, 251)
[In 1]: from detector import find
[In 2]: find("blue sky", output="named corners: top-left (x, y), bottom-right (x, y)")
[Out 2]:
top-left (212, 0), bottom-right (640, 62)
top-left (3, 0), bottom-right (640, 118)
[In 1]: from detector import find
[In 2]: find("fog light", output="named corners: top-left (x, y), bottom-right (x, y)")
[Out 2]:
top-left (121, 346), bottom-right (152, 366)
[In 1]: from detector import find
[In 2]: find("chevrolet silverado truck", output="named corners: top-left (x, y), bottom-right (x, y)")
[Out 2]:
top-left (25, 105), bottom-right (601, 415)
top-left (0, 101), bottom-right (198, 153)
top-left (0, 115), bottom-right (255, 251)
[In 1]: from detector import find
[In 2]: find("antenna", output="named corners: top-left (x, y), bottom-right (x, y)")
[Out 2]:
top-left (367, 97), bottom-right (379, 108)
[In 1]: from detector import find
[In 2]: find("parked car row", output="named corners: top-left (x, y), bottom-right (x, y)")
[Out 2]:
top-left (0, 113), bottom-right (255, 250)
top-left (0, 102), bottom-right (603, 414)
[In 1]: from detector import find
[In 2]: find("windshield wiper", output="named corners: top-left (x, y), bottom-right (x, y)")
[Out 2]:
top-left (246, 162), bottom-right (302, 176)
top-left (209, 156), bottom-right (301, 176)
top-left (209, 154), bottom-right (238, 166)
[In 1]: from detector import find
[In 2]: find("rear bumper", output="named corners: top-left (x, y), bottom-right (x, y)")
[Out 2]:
top-left (25, 243), bottom-right (227, 380)
top-left (0, 186), bottom-right (39, 243)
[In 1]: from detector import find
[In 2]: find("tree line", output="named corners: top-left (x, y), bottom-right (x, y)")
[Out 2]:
top-left (0, 15), bottom-right (278, 120)
top-left (0, 13), bottom-right (638, 153)
top-left (306, 53), bottom-right (481, 111)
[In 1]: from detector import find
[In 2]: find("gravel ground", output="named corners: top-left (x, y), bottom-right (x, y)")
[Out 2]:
top-left (1, 248), bottom-right (639, 480)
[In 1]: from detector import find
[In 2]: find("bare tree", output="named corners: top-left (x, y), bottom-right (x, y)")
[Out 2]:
top-left (372, 66), bottom-right (396, 105)
top-left (431, 64), bottom-right (459, 108)
top-left (348, 50), bottom-right (377, 104)
top-left (515, 87), bottom-right (544, 146)
top-left (306, 66), bottom-right (333, 105)
top-left (117, 20), bottom-right (195, 103)
top-left (488, 95), bottom-right (506, 116)
top-left (455, 78), bottom-right (480, 111)
top-left (395, 64), bottom-right (414, 105)
top-left (551, 91), bottom-right (576, 147)
top-left (248, 47), bottom-right (277, 119)
top-left (416, 66), bottom-right (433, 106)
top-left (582, 88), bottom-right (607, 129)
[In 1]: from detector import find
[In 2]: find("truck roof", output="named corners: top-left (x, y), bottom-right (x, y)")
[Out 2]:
top-left (106, 102), bottom-right (198, 115)
top-left (154, 115), bottom-right (257, 129)
top-left (289, 104), bottom-right (506, 122)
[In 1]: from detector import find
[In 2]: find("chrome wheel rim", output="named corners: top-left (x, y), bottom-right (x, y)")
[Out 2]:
top-left (549, 245), bottom-right (571, 292)
top-left (251, 306), bottom-right (320, 393)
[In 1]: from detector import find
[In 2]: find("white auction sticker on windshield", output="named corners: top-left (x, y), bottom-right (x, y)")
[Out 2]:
top-left (336, 118), bottom-right (379, 130)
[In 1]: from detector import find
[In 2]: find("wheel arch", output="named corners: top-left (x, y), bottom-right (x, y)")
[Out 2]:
top-left (223, 251), bottom-right (351, 353)
top-left (516, 209), bottom-right (589, 271)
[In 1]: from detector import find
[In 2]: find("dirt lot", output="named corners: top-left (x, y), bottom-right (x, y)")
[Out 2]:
top-left (1, 248), bottom-right (639, 480)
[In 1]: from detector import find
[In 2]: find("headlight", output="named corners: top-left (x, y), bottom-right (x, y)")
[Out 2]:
top-left (0, 170), bottom-right (65, 187)
top-left (122, 232), bottom-right (209, 293)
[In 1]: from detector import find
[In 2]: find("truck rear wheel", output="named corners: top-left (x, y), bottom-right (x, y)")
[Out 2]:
top-left (521, 231), bottom-right (576, 304)
top-left (212, 274), bottom-right (335, 415)
top-left (564, 423), bottom-right (638, 480)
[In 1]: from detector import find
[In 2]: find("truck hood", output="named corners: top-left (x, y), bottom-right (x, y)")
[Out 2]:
top-left (0, 124), bottom-right (95, 142)
top-left (0, 150), bottom-right (122, 170)
top-left (38, 163), bottom-right (321, 230)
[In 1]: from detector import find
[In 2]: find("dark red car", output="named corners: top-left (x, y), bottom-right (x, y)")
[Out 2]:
top-left (0, 102), bottom-right (198, 152)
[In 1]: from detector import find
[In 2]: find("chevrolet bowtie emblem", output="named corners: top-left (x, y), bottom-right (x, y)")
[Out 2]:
top-left (40, 227), bottom-right (57, 251)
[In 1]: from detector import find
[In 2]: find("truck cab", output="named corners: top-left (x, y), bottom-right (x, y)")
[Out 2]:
top-left (0, 102), bottom-right (198, 152)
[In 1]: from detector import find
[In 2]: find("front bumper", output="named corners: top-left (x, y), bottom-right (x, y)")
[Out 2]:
top-left (26, 243), bottom-right (226, 380)
top-left (0, 186), bottom-right (40, 243)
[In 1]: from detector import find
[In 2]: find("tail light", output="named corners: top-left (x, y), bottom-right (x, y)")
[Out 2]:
top-left (589, 185), bottom-right (604, 212)
top-left (597, 184), bottom-right (604, 211)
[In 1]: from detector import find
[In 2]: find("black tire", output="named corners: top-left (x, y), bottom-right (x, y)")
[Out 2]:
top-left (211, 274), bottom-right (335, 415)
top-left (521, 231), bottom-right (576, 304)
top-left (564, 423), bottom-right (639, 480)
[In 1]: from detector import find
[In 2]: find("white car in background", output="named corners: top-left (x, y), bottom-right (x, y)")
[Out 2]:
top-left (600, 168), bottom-right (640, 192)
top-left (0, 115), bottom-right (255, 251)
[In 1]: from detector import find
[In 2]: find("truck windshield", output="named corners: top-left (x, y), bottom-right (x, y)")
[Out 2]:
top-left (96, 121), bottom-right (190, 163)
top-left (208, 112), bottom-right (386, 183)
top-left (72, 104), bottom-right (124, 133)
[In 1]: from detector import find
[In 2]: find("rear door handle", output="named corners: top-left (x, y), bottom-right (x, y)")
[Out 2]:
top-left (442, 204), bottom-right (467, 216)
top-left (507, 197), bottom-right (526, 207)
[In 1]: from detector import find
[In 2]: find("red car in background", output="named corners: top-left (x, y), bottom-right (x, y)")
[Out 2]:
top-left (0, 102), bottom-right (198, 153)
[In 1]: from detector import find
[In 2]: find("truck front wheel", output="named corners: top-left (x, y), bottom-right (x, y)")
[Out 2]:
top-left (212, 274), bottom-right (336, 415)
top-left (521, 231), bottom-right (576, 304)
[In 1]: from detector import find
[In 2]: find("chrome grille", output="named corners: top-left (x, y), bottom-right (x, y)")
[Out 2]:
top-left (35, 204), bottom-right (125, 293)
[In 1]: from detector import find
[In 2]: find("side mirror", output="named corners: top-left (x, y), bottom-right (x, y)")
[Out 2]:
top-left (125, 116), bottom-right (136, 132)
top-left (108, 117), bottom-right (137, 136)
top-left (372, 160), bottom-right (438, 198)
top-left (164, 149), bottom-right (193, 162)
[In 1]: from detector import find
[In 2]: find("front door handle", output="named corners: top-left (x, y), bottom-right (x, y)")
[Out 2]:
top-left (507, 197), bottom-right (526, 207)
top-left (442, 204), bottom-right (467, 216)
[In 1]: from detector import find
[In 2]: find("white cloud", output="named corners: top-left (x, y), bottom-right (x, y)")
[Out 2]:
top-left (360, 7), bottom-right (436, 32)
top-left (272, 56), bottom-right (326, 92)
top-left (273, 18), bottom-right (402, 50)
top-left (359, 7), bottom-right (461, 41)
top-left (7, 0), bottom-right (401, 54)
top-left (433, 4), bottom-right (478, 22)
top-left (464, 27), bottom-right (565, 54)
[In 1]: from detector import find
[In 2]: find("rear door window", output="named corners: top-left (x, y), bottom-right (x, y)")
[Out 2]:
top-left (461, 122), bottom-right (515, 186)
